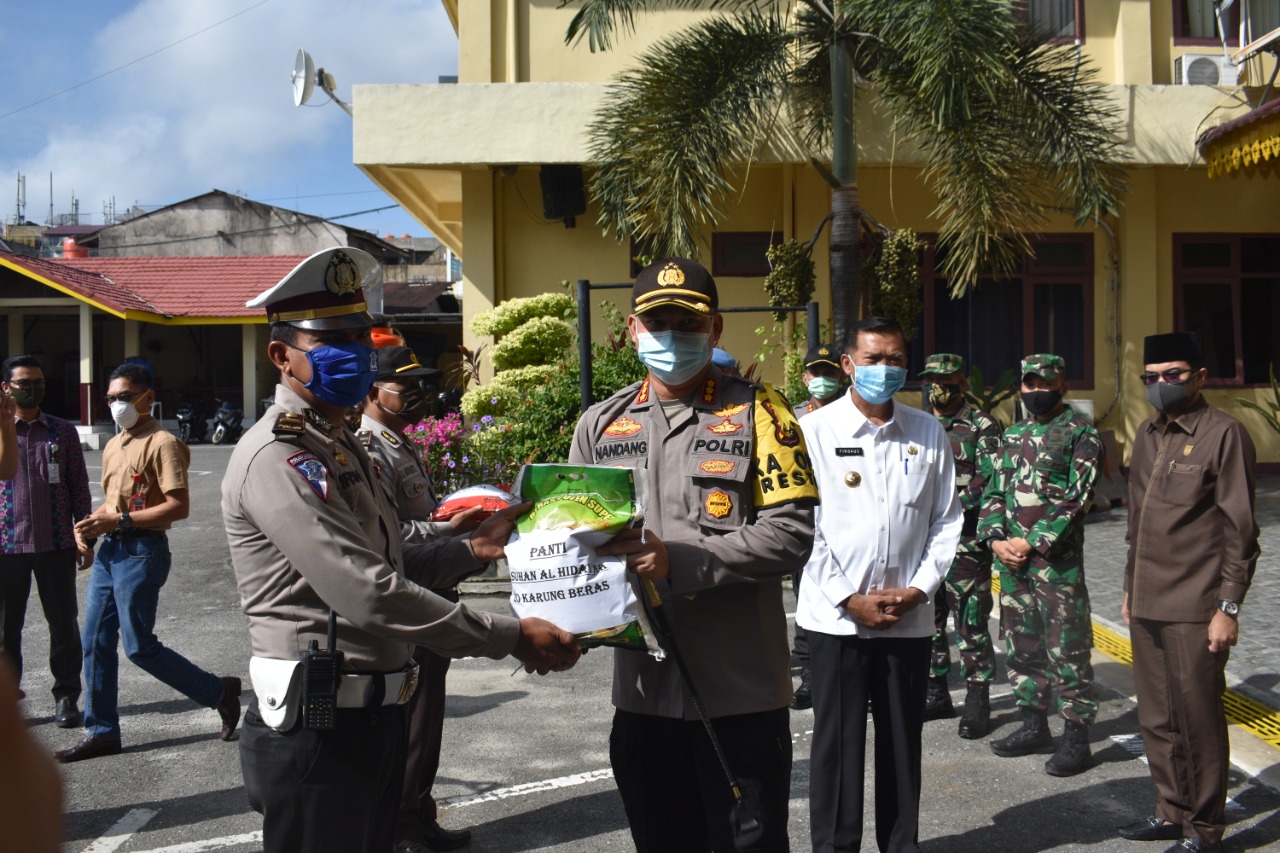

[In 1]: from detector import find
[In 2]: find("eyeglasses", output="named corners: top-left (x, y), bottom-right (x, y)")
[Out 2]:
top-left (104, 391), bottom-right (144, 405)
top-left (7, 379), bottom-right (45, 389)
top-left (1139, 368), bottom-right (1193, 387)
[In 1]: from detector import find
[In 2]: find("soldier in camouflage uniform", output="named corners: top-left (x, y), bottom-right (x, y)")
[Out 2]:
top-left (979, 353), bottom-right (1101, 777)
top-left (920, 354), bottom-right (1002, 739)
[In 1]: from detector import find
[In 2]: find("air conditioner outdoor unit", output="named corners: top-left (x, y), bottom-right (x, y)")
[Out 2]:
top-left (1173, 53), bottom-right (1239, 86)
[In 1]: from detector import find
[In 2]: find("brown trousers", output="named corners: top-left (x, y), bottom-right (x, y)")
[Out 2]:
top-left (1130, 618), bottom-right (1231, 845)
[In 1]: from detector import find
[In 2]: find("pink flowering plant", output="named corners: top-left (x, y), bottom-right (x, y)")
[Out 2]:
top-left (405, 408), bottom-right (521, 494)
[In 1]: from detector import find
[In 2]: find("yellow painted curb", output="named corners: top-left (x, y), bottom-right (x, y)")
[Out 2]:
top-left (992, 570), bottom-right (1280, 752)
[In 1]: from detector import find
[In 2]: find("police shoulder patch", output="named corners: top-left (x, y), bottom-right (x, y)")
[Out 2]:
top-left (287, 451), bottom-right (329, 501)
top-left (751, 383), bottom-right (820, 509)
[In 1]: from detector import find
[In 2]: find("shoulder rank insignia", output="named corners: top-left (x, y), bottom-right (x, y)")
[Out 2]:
top-left (288, 451), bottom-right (329, 501)
top-left (701, 376), bottom-right (718, 405)
top-left (635, 377), bottom-right (652, 405)
top-left (272, 411), bottom-right (306, 444)
top-left (380, 429), bottom-right (402, 448)
top-left (356, 429), bottom-right (373, 448)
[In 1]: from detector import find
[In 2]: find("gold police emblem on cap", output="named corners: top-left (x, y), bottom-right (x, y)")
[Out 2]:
top-left (656, 263), bottom-right (686, 287)
top-left (325, 250), bottom-right (362, 296)
top-left (844, 471), bottom-right (862, 488)
top-left (819, 347), bottom-right (830, 355)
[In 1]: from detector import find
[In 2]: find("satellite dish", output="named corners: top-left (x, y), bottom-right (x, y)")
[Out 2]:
top-left (292, 48), bottom-right (316, 107)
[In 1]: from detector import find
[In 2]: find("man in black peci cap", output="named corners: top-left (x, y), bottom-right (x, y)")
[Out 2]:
top-left (1117, 332), bottom-right (1259, 853)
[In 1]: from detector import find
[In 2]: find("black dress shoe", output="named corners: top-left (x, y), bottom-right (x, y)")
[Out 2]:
top-left (1164, 838), bottom-right (1221, 852)
top-left (217, 676), bottom-right (242, 741)
top-left (1119, 816), bottom-right (1182, 841)
top-left (54, 736), bottom-right (122, 764)
top-left (54, 698), bottom-right (82, 728)
top-left (419, 821), bottom-right (472, 851)
top-left (790, 673), bottom-right (812, 711)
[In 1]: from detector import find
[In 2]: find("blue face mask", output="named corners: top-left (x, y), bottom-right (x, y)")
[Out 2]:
top-left (296, 340), bottom-right (378, 407)
top-left (636, 330), bottom-right (711, 386)
top-left (853, 364), bottom-right (907, 405)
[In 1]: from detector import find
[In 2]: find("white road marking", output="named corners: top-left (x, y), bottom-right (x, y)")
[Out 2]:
top-left (81, 808), bottom-right (158, 853)
top-left (439, 767), bottom-right (615, 809)
top-left (126, 832), bottom-right (263, 853)
top-left (1110, 732), bottom-right (1149, 765)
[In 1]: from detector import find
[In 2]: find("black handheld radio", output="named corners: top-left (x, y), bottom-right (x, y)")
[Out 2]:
top-left (301, 612), bottom-right (342, 730)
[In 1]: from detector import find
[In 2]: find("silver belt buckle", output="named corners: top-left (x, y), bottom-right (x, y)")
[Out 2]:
top-left (396, 664), bottom-right (420, 705)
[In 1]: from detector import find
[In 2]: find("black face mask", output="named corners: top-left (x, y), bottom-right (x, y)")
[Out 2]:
top-left (925, 382), bottom-right (964, 411)
top-left (1145, 381), bottom-right (1195, 415)
top-left (1021, 389), bottom-right (1063, 417)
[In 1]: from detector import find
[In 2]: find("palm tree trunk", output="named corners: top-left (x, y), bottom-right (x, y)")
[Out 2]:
top-left (829, 36), bottom-right (861, 347)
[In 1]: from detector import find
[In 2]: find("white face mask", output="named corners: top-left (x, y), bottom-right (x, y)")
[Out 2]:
top-left (110, 399), bottom-right (140, 430)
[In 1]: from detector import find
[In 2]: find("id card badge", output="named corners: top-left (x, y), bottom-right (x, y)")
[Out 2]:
top-left (47, 463), bottom-right (61, 484)
top-left (129, 493), bottom-right (146, 512)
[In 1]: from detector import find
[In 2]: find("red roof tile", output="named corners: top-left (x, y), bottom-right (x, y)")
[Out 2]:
top-left (1, 253), bottom-right (308, 320)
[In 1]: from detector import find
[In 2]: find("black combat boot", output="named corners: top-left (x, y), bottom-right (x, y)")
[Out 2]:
top-left (790, 670), bottom-right (812, 711)
top-left (1045, 720), bottom-right (1093, 776)
top-left (957, 682), bottom-right (991, 739)
top-left (989, 706), bottom-right (1052, 756)
top-left (923, 677), bottom-right (954, 721)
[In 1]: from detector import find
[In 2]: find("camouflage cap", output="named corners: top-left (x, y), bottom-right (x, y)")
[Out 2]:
top-left (918, 353), bottom-right (965, 377)
top-left (1021, 353), bottom-right (1066, 381)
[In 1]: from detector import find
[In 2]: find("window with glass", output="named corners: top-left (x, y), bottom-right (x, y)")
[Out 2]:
top-left (1175, 234), bottom-right (1280, 385)
top-left (911, 234), bottom-right (1094, 386)
top-left (711, 232), bottom-right (782, 277)
top-left (1175, 0), bottom-right (1280, 44)
top-left (1018, 0), bottom-right (1084, 41)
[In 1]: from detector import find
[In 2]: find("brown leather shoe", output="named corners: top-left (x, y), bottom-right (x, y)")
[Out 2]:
top-left (54, 736), bottom-right (122, 764)
top-left (217, 676), bottom-right (242, 741)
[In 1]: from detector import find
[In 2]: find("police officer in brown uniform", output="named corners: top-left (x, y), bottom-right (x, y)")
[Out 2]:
top-left (569, 257), bottom-right (818, 853)
top-left (789, 343), bottom-right (844, 711)
top-left (359, 346), bottom-right (484, 852)
top-left (222, 247), bottom-right (579, 853)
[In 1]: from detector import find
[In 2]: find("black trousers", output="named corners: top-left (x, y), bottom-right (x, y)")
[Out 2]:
top-left (397, 644), bottom-right (452, 843)
top-left (792, 571), bottom-right (809, 664)
top-left (0, 550), bottom-right (81, 702)
top-left (240, 697), bottom-right (407, 853)
top-left (611, 707), bottom-right (792, 853)
top-left (807, 632), bottom-right (930, 853)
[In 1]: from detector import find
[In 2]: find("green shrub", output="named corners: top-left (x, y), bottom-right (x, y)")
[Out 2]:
top-left (490, 316), bottom-right (576, 371)
top-left (470, 292), bottom-right (576, 337)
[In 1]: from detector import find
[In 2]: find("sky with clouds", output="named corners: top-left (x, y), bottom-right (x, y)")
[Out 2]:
top-left (0, 0), bottom-right (457, 239)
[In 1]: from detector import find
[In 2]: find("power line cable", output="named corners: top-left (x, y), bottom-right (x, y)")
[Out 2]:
top-left (0, 0), bottom-right (273, 122)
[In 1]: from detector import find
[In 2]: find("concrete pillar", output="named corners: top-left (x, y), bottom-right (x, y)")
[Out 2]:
top-left (78, 304), bottom-right (94, 425)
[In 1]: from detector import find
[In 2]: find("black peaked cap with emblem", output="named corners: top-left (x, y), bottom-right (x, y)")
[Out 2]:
top-left (804, 344), bottom-right (840, 370)
top-left (375, 345), bottom-right (440, 382)
top-left (633, 257), bottom-right (718, 315)
top-left (247, 246), bottom-right (380, 331)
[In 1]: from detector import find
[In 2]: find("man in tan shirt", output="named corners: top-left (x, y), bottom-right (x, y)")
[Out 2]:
top-left (58, 363), bottom-right (241, 762)
top-left (1119, 331), bottom-right (1259, 853)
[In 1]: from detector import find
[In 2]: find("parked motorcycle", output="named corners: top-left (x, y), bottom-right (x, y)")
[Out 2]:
top-left (176, 400), bottom-right (209, 444)
top-left (210, 399), bottom-right (244, 445)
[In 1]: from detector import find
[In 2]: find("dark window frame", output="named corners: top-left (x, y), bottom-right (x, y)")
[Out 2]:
top-left (914, 233), bottom-right (1096, 390)
top-left (1173, 233), bottom-right (1280, 387)
top-left (1174, 0), bottom-right (1242, 46)
top-left (1014, 0), bottom-right (1086, 44)
top-left (711, 231), bottom-right (782, 278)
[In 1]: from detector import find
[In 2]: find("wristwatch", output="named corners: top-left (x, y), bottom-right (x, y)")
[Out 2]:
top-left (1218, 599), bottom-right (1239, 617)
top-left (118, 509), bottom-right (132, 531)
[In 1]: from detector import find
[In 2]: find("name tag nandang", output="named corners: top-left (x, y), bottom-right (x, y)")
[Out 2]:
top-left (835, 447), bottom-right (864, 457)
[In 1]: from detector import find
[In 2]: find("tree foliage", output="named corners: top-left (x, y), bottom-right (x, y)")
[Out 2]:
top-left (565, 0), bottom-right (1126, 303)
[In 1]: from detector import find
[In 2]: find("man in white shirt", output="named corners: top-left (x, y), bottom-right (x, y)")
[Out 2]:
top-left (796, 316), bottom-right (963, 853)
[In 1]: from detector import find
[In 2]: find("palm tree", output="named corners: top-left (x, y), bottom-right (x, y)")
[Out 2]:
top-left (564, 0), bottom-right (1127, 344)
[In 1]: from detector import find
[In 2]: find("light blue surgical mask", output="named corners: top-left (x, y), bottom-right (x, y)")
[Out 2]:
top-left (636, 330), bottom-right (711, 386)
top-left (807, 376), bottom-right (841, 401)
top-left (853, 364), bottom-right (907, 405)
